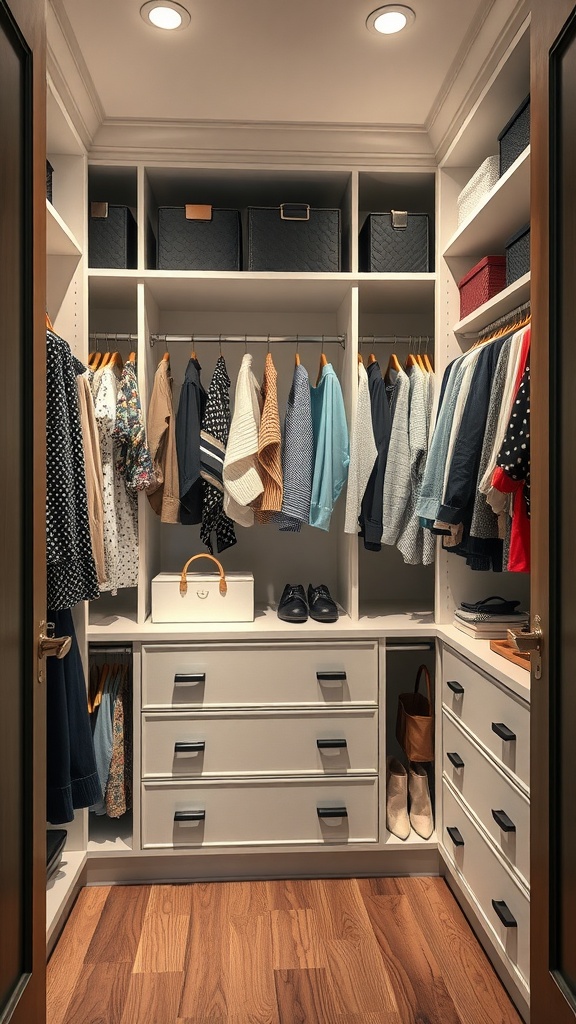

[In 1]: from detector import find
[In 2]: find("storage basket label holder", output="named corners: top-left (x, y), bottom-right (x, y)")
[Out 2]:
top-left (179, 553), bottom-right (227, 597)
top-left (185, 204), bottom-right (213, 221)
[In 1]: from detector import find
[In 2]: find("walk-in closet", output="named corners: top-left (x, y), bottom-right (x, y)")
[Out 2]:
top-left (2, 0), bottom-right (576, 1022)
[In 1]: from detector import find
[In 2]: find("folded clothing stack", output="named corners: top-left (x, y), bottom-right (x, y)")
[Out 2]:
top-left (453, 596), bottom-right (529, 639)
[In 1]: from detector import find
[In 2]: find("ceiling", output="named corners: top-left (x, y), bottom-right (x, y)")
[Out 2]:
top-left (53, 0), bottom-right (488, 129)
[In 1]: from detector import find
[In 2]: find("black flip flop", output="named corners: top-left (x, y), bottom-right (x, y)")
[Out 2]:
top-left (460, 595), bottom-right (521, 614)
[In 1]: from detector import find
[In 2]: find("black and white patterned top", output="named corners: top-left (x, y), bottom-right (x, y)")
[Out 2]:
top-left (496, 358), bottom-right (530, 517)
top-left (200, 356), bottom-right (236, 554)
top-left (277, 362), bottom-right (313, 532)
top-left (46, 330), bottom-right (100, 610)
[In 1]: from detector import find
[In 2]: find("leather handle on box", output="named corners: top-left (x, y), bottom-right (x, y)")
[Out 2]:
top-left (180, 554), bottom-right (227, 596)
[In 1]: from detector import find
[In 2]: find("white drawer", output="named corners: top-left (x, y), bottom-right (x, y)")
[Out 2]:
top-left (442, 712), bottom-right (530, 886)
top-left (442, 782), bottom-right (529, 986)
top-left (142, 709), bottom-right (378, 779)
top-left (442, 646), bottom-right (530, 788)
top-left (141, 777), bottom-right (379, 848)
top-left (142, 641), bottom-right (378, 709)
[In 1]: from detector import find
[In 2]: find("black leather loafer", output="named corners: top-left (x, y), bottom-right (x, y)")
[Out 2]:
top-left (307, 584), bottom-right (338, 623)
top-left (277, 584), bottom-right (308, 623)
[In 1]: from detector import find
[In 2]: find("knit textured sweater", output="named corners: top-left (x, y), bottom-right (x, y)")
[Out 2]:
top-left (223, 353), bottom-right (264, 527)
top-left (344, 361), bottom-right (377, 534)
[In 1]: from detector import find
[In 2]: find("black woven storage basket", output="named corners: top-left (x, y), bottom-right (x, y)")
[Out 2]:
top-left (505, 223), bottom-right (530, 286)
top-left (247, 204), bottom-right (341, 272)
top-left (46, 161), bottom-right (54, 204)
top-left (359, 211), bottom-right (430, 273)
top-left (88, 203), bottom-right (137, 269)
top-left (498, 95), bottom-right (530, 177)
top-left (157, 206), bottom-right (241, 271)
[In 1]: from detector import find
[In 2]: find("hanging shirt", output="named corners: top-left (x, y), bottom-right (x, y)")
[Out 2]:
top-left (93, 366), bottom-right (139, 592)
top-left (359, 360), bottom-right (394, 550)
top-left (277, 361), bottom-right (314, 532)
top-left (76, 373), bottom-right (106, 586)
top-left (223, 352), bottom-right (264, 527)
top-left (309, 362), bottom-right (349, 531)
top-left (396, 365), bottom-right (435, 566)
top-left (380, 367), bottom-right (411, 545)
top-left (113, 359), bottom-right (155, 494)
top-left (254, 352), bottom-right (283, 521)
top-left (175, 357), bottom-right (207, 525)
top-left (199, 356), bottom-right (236, 554)
top-left (344, 360), bottom-right (377, 535)
top-left (46, 330), bottom-right (100, 611)
top-left (146, 358), bottom-right (180, 524)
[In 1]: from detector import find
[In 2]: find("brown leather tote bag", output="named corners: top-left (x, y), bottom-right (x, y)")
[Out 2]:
top-left (396, 664), bottom-right (434, 762)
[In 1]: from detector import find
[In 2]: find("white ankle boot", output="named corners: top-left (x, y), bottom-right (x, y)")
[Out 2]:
top-left (386, 756), bottom-right (410, 840)
top-left (408, 763), bottom-right (434, 839)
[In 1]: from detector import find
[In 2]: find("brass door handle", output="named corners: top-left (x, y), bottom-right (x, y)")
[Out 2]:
top-left (508, 614), bottom-right (543, 679)
top-left (38, 631), bottom-right (71, 660)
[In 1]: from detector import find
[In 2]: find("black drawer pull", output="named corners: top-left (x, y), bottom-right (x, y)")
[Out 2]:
top-left (491, 808), bottom-right (516, 832)
top-left (174, 742), bottom-right (205, 753)
top-left (447, 751), bottom-right (465, 770)
top-left (491, 899), bottom-right (517, 928)
top-left (492, 722), bottom-right (516, 742)
top-left (174, 810), bottom-right (205, 822)
top-left (447, 679), bottom-right (464, 695)
top-left (316, 671), bottom-right (347, 682)
top-left (446, 826), bottom-right (465, 847)
top-left (317, 739), bottom-right (347, 749)
top-left (174, 673), bottom-right (206, 685)
top-left (317, 806), bottom-right (348, 818)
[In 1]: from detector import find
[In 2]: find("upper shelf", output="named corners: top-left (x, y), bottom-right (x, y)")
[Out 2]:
top-left (88, 270), bottom-right (436, 315)
top-left (443, 148), bottom-right (530, 260)
top-left (453, 272), bottom-right (530, 337)
top-left (47, 201), bottom-right (82, 257)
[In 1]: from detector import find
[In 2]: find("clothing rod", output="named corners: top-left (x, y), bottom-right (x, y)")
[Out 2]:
top-left (385, 643), bottom-right (435, 652)
top-left (358, 336), bottom-right (433, 345)
top-left (89, 333), bottom-right (138, 342)
top-left (148, 333), bottom-right (346, 348)
top-left (88, 644), bottom-right (132, 655)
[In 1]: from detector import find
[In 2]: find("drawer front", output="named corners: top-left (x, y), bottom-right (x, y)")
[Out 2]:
top-left (442, 647), bottom-right (529, 788)
top-left (443, 713), bottom-right (530, 885)
top-left (442, 782), bottom-right (529, 985)
top-left (142, 642), bottom-right (378, 709)
top-left (142, 709), bottom-right (378, 778)
top-left (141, 777), bottom-right (379, 848)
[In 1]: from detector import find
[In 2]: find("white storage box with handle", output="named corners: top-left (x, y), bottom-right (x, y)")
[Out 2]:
top-left (151, 554), bottom-right (254, 623)
top-left (457, 154), bottom-right (500, 225)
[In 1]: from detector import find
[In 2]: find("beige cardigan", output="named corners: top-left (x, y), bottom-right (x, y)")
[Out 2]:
top-left (77, 374), bottom-right (107, 585)
top-left (146, 358), bottom-right (180, 524)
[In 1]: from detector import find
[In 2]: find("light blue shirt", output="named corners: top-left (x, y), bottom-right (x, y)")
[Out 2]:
top-left (309, 363), bottom-right (350, 531)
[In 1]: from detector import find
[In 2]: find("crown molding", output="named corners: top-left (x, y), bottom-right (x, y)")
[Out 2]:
top-left (47, 0), bottom-right (104, 147)
top-left (89, 118), bottom-right (435, 166)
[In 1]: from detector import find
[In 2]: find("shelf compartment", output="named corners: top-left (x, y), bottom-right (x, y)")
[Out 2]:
top-left (453, 273), bottom-right (530, 337)
top-left (357, 274), bottom-right (436, 314)
top-left (443, 148), bottom-right (529, 260)
top-left (46, 849), bottom-right (86, 944)
top-left (47, 200), bottom-right (82, 257)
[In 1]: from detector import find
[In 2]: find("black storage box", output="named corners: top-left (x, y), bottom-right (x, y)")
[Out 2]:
top-left (247, 204), bottom-right (341, 272)
top-left (498, 95), bottom-right (530, 177)
top-left (157, 206), bottom-right (241, 271)
top-left (89, 203), bottom-right (137, 269)
top-left (46, 161), bottom-right (54, 204)
top-left (359, 211), bottom-right (430, 273)
top-left (505, 222), bottom-right (530, 286)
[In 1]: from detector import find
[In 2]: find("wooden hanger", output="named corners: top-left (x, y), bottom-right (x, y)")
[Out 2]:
top-left (422, 352), bottom-right (434, 373)
top-left (384, 352), bottom-right (402, 383)
top-left (190, 349), bottom-right (197, 360)
top-left (128, 351), bottom-right (137, 363)
top-left (316, 351), bottom-right (328, 385)
top-left (358, 352), bottom-right (364, 365)
top-left (416, 354), bottom-right (426, 371)
top-left (162, 351), bottom-right (170, 362)
top-left (405, 352), bottom-right (419, 370)
top-left (89, 351), bottom-right (103, 370)
top-left (367, 353), bottom-right (377, 365)
top-left (108, 351), bottom-right (124, 371)
top-left (295, 350), bottom-right (300, 366)
top-left (45, 311), bottom-right (54, 331)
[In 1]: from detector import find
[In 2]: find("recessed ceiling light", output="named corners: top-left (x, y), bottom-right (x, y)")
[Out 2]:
top-left (366, 6), bottom-right (415, 35)
top-left (140, 1), bottom-right (191, 31)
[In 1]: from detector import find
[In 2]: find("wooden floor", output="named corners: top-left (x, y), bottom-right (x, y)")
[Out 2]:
top-left (47, 876), bottom-right (523, 1024)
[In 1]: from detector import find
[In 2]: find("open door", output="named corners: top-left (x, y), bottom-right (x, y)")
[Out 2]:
top-left (531, 2), bottom-right (576, 1021)
top-left (0, 0), bottom-right (46, 1022)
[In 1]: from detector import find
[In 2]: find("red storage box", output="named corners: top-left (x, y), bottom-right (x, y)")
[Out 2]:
top-left (458, 255), bottom-right (506, 319)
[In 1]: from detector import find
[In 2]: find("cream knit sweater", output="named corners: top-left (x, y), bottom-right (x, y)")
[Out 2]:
top-left (223, 353), bottom-right (264, 527)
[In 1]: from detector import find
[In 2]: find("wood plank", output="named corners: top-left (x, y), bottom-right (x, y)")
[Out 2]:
top-left (396, 877), bottom-right (522, 1024)
top-left (178, 883), bottom-right (229, 1020)
top-left (119, 972), bottom-right (185, 1024)
top-left (270, 909), bottom-right (325, 969)
top-left (225, 878), bottom-right (269, 916)
top-left (85, 885), bottom-right (150, 965)
top-left (360, 892), bottom-right (462, 1024)
top-left (302, 878), bottom-right (374, 942)
top-left (59, 963), bottom-right (132, 1024)
top-left (226, 912), bottom-right (280, 1024)
top-left (133, 884), bottom-right (192, 974)
top-left (47, 886), bottom-right (111, 1024)
top-left (274, 968), bottom-right (339, 1024)
top-left (323, 939), bottom-right (401, 1019)
top-left (265, 878), bottom-right (313, 912)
